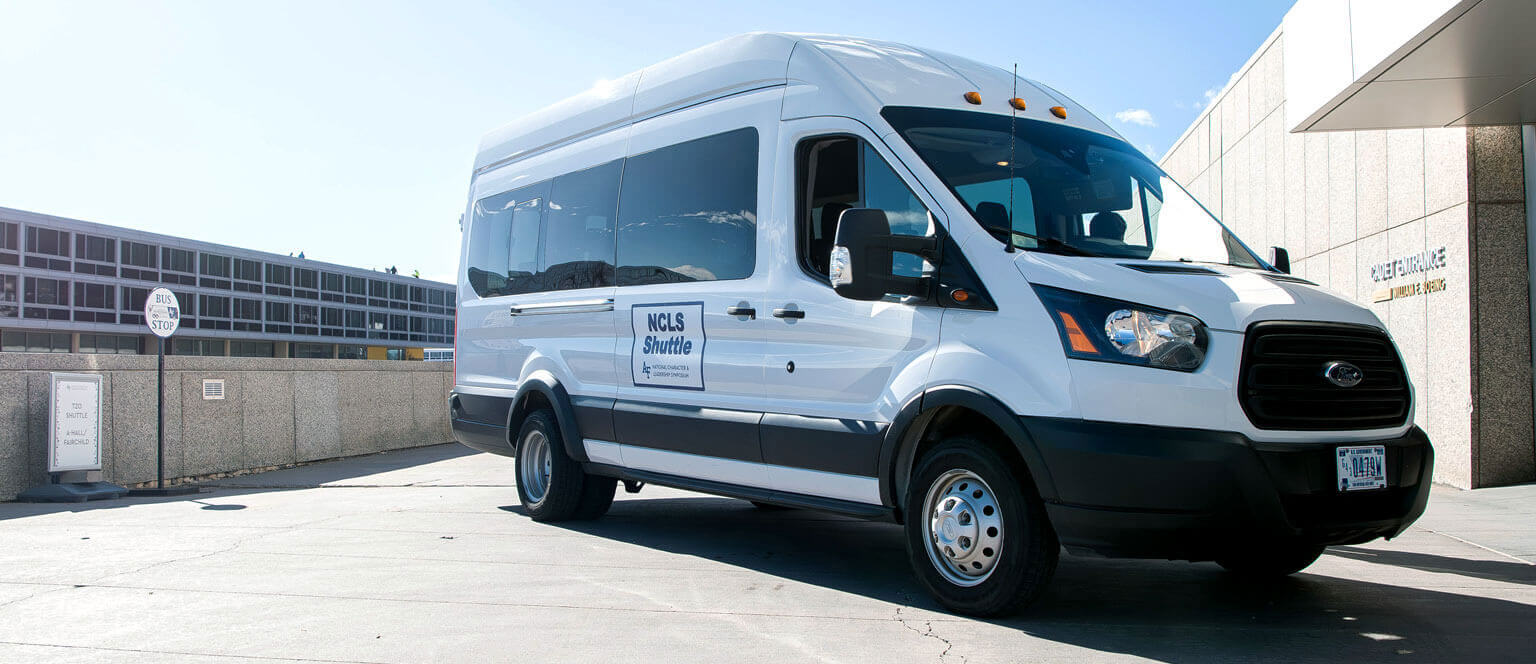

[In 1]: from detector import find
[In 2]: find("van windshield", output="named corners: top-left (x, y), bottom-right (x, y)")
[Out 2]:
top-left (882, 106), bottom-right (1262, 268)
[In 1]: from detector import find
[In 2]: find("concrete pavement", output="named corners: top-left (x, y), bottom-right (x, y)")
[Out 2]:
top-left (0, 444), bottom-right (1531, 663)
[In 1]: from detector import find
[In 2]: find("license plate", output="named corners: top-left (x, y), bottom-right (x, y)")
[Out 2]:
top-left (1336, 445), bottom-right (1386, 491)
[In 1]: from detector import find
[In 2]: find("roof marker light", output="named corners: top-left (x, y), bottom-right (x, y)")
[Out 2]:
top-left (963, 91), bottom-right (982, 105)
top-left (1009, 97), bottom-right (1027, 111)
top-left (1050, 106), bottom-right (1068, 119)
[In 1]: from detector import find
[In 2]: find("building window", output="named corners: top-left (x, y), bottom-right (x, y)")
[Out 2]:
top-left (337, 344), bottom-right (366, 359)
top-left (75, 234), bottom-right (115, 263)
top-left (321, 272), bottom-right (343, 292)
top-left (199, 253), bottom-right (231, 277)
top-left (234, 258), bottom-right (261, 282)
top-left (74, 282), bottom-right (114, 309)
top-left (428, 289), bottom-right (444, 306)
top-left (24, 276), bottom-right (68, 306)
top-left (173, 337), bottom-right (224, 356)
top-left (79, 334), bottom-right (140, 355)
top-left (121, 241), bottom-right (157, 268)
top-left (446, 292), bottom-right (455, 308)
top-left (265, 263), bottom-right (291, 285)
top-left (291, 342), bottom-right (332, 358)
top-left (369, 279), bottom-right (388, 298)
top-left (230, 340), bottom-right (274, 358)
top-left (346, 276), bottom-right (366, 295)
top-left (294, 304), bottom-right (318, 326)
top-left (386, 348), bottom-right (406, 360)
top-left (200, 294), bottom-right (230, 318)
top-left (122, 287), bottom-right (150, 309)
top-left (1, 330), bottom-right (71, 353)
top-left (265, 301), bottom-right (290, 323)
top-left (0, 274), bottom-right (16, 318)
top-left (25, 227), bottom-right (70, 257)
top-left (0, 222), bottom-right (17, 251)
top-left (296, 268), bottom-right (317, 290)
top-left (161, 247), bottom-right (194, 272)
top-left (367, 311), bottom-right (387, 338)
top-left (233, 298), bottom-right (260, 320)
top-left (345, 309), bottom-right (365, 329)
top-left (321, 307), bottom-right (342, 327)
top-left (174, 291), bottom-right (196, 318)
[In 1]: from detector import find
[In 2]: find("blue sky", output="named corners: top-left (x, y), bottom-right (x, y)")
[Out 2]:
top-left (0, 0), bottom-right (1294, 282)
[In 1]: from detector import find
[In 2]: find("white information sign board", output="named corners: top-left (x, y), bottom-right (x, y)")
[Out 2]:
top-left (144, 287), bottom-right (181, 338)
top-left (630, 302), bottom-right (706, 391)
top-left (48, 372), bottom-right (103, 472)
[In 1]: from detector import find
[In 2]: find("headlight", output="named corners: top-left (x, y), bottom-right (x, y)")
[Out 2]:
top-left (1032, 285), bottom-right (1208, 371)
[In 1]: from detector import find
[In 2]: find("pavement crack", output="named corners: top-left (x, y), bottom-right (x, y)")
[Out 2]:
top-left (893, 594), bottom-right (964, 663)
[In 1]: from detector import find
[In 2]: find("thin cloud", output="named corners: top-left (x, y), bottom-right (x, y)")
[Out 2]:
top-left (1114, 108), bottom-right (1156, 127)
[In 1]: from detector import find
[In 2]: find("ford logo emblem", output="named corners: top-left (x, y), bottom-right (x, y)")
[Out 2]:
top-left (1323, 361), bottom-right (1364, 388)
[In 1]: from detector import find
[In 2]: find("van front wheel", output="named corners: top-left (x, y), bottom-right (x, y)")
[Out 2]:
top-left (514, 409), bottom-right (615, 521)
top-left (904, 439), bottom-right (1058, 617)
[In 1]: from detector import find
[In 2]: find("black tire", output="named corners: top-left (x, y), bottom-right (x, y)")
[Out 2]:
top-left (903, 438), bottom-right (1058, 617)
top-left (749, 501), bottom-right (792, 511)
top-left (1216, 540), bottom-right (1325, 577)
top-left (514, 409), bottom-right (616, 522)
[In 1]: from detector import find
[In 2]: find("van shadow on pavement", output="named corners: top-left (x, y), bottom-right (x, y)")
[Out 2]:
top-left (538, 494), bottom-right (1534, 663)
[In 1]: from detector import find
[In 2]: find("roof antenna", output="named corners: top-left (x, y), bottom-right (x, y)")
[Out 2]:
top-left (1004, 63), bottom-right (1018, 253)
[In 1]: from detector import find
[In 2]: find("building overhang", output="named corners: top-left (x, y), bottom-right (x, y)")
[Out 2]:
top-left (1287, 0), bottom-right (1536, 132)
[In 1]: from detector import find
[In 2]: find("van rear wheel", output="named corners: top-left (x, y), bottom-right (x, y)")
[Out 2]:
top-left (514, 409), bottom-right (615, 521)
top-left (904, 438), bottom-right (1058, 617)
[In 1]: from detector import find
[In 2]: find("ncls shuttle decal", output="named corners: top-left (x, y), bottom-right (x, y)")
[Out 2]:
top-left (631, 302), bottom-right (706, 390)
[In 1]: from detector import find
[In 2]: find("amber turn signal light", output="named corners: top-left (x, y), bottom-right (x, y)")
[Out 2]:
top-left (963, 91), bottom-right (982, 105)
top-left (1050, 106), bottom-right (1068, 119)
top-left (1057, 311), bottom-right (1098, 354)
top-left (1008, 97), bottom-right (1027, 111)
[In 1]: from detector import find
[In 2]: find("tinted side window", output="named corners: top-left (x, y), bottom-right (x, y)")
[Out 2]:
top-left (541, 161), bottom-right (619, 291)
top-left (617, 128), bottom-right (757, 286)
top-left (466, 182), bottom-right (548, 298)
top-left (798, 136), bottom-right (932, 280)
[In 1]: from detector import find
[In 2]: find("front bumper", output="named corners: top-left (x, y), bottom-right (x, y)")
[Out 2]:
top-left (1022, 417), bottom-right (1433, 560)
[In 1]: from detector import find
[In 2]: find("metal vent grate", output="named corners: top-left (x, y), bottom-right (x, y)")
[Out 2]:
top-left (1238, 322), bottom-right (1410, 430)
top-left (201, 379), bottom-right (225, 400)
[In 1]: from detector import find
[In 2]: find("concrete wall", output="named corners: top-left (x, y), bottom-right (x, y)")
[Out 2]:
top-left (0, 353), bottom-right (453, 500)
top-left (1160, 30), bottom-right (1535, 488)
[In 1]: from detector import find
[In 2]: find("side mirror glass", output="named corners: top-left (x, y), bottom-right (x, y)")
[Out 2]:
top-left (830, 208), bottom-right (894, 301)
top-left (1269, 246), bottom-right (1291, 274)
top-left (830, 208), bottom-right (936, 301)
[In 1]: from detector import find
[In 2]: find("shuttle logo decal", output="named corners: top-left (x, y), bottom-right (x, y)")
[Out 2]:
top-left (631, 302), bottom-right (706, 390)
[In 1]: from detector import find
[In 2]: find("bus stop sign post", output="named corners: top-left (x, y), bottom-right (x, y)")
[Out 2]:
top-left (129, 288), bottom-right (200, 497)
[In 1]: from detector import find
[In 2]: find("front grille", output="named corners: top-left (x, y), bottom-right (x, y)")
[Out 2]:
top-left (1239, 322), bottom-right (1410, 430)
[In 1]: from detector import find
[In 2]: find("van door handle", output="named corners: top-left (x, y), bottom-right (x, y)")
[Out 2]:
top-left (772, 308), bottom-right (806, 319)
top-left (726, 306), bottom-right (756, 319)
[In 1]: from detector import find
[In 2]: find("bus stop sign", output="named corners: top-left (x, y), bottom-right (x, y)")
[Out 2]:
top-left (144, 287), bottom-right (180, 338)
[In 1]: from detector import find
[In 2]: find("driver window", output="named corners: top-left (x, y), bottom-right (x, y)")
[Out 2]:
top-left (798, 136), bottom-right (932, 280)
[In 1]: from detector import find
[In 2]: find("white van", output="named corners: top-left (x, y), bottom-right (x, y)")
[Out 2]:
top-left (450, 33), bottom-right (1433, 616)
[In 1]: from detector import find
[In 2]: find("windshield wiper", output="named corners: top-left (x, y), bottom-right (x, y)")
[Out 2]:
top-left (975, 224), bottom-right (1101, 257)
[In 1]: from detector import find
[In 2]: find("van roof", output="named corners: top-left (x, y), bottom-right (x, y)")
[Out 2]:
top-left (473, 33), bottom-right (1124, 176)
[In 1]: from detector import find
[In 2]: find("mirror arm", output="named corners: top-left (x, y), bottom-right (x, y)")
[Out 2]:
top-left (880, 234), bottom-right (940, 259)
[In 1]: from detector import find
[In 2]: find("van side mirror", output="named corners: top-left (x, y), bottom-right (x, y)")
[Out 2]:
top-left (830, 208), bottom-right (935, 301)
top-left (1269, 246), bottom-right (1291, 274)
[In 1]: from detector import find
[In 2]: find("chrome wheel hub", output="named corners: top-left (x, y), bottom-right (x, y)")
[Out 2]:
top-left (519, 430), bottom-right (552, 506)
top-left (922, 469), bottom-right (1004, 586)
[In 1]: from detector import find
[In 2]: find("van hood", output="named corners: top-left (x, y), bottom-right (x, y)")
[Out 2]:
top-left (1013, 252), bottom-right (1384, 333)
